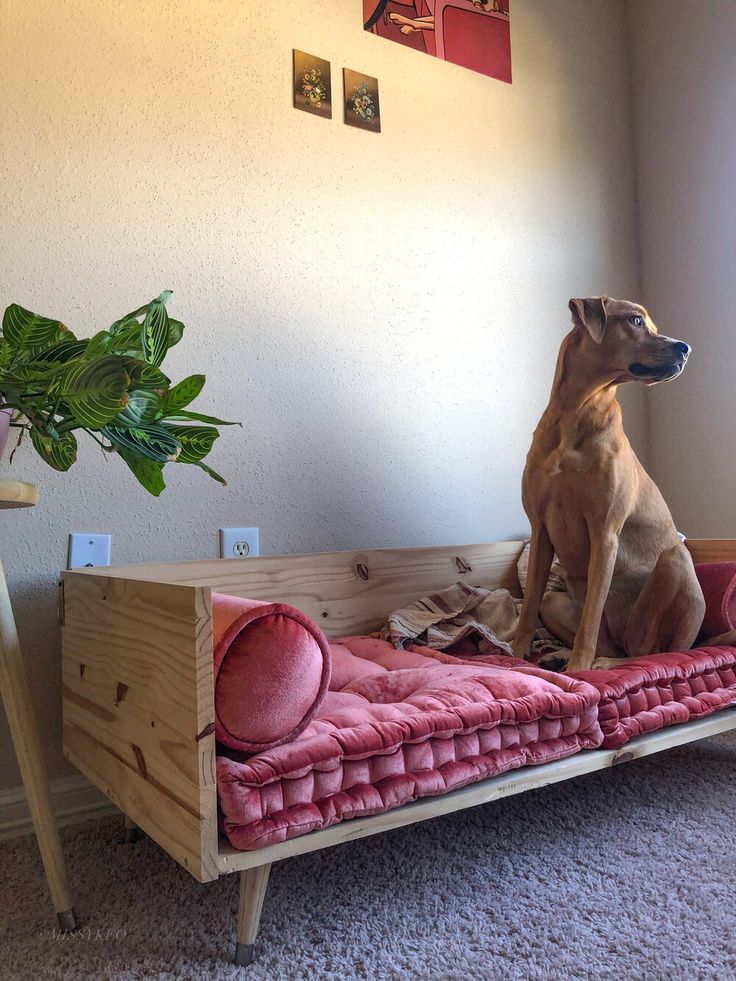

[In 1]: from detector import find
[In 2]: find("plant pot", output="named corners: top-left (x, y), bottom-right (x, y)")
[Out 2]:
top-left (0, 407), bottom-right (13, 460)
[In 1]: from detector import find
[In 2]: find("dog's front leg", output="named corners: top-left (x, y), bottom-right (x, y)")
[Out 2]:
top-left (512, 524), bottom-right (554, 660)
top-left (566, 530), bottom-right (618, 672)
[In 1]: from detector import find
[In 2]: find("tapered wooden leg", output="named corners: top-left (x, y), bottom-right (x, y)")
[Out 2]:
top-left (123, 814), bottom-right (139, 844)
top-left (234, 864), bottom-right (271, 966)
top-left (0, 561), bottom-right (76, 928)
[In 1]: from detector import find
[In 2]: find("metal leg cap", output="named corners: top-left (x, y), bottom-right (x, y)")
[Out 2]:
top-left (57, 909), bottom-right (77, 932)
top-left (234, 942), bottom-right (255, 967)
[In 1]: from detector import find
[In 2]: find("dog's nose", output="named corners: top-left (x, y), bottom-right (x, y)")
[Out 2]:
top-left (673, 341), bottom-right (691, 358)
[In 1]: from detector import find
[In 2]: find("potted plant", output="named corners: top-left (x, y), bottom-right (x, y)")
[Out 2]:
top-left (0, 291), bottom-right (236, 495)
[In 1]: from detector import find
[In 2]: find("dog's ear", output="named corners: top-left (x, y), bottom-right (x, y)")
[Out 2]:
top-left (569, 297), bottom-right (608, 344)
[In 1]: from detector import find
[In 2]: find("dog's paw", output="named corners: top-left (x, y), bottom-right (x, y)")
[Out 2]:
top-left (536, 650), bottom-right (571, 673)
top-left (591, 656), bottom-right (625, 670)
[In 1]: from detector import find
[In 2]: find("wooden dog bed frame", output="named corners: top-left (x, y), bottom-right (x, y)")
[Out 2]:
top-left (60, 539), bottom-right (736, 966)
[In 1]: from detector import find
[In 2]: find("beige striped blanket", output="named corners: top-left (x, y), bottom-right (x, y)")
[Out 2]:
top-left (380, 542), bottom-right (571, 660)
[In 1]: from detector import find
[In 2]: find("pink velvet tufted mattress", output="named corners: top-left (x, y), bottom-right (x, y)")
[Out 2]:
top-left (572, 646), bottom-right (736, 749)
top-left (217, 637), bottom-right (603, 850)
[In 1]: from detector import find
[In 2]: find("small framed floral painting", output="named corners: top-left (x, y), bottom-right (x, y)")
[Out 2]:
top-left (343, 68), bottom-right (381, 132)
top-left (293, 50), bottom-right (332, 119)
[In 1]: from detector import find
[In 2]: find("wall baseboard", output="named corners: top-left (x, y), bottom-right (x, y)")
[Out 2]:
top-left (0, 774), bottom-right (117, 842)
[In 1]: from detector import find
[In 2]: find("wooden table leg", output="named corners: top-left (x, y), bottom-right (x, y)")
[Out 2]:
top-left (234, 864), bottom-right (271, 966)
top-left (0, 560), bottom-right (76, 929)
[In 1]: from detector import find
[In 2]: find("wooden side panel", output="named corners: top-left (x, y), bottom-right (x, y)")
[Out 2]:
top-left (61, 574), bottom-right (218, 882)
top-left (687, 539), bottom-right (736, 565)
top-left (67, 541), bottom-right (525, 638)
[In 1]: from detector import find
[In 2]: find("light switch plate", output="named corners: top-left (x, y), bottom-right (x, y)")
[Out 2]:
top-left (68, 533), bottom-right (112, 569)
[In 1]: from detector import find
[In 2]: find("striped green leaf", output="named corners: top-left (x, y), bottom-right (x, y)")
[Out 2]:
top-left (113, 390), bottom-right (161, 427)
top-left (88, 313), bottom-right (180, 361)
top-left (161, 375), bottom-right (204, 415)
top-left (162, 424), bottom-right (218, 463)
top-left (83, 330), bottom-right (113, 359)
top-left (1, 360), bottom-right (67, 386)
top-left (107, 322), bottom-right (144, 355)
top-left (195, 460), bottom-right (227, 485)
top-left (122, 357), bottom-right (170, 391)
top-left (108, 305), bottom-right (150, 334)
top-left (86, 319), bottom-right (146, 360)
top-left (163, 409), bottom-right (239, 426)
top-left (140, 290), bottom-right (173, 367)
top-left (103, 424), bottom-right (182, 462)
top-left (118, 449), bottom-right (166, 496)
top-left (29, 429), bottom-right (78, 471)
top-left (167, 319), bottom-right (184, 348)
top-left (3, 304), bottom-right (70, 350)
top-left (60, 355), bottom-right (128, 428)
top-left (33, 339), bottom-right (89, 364)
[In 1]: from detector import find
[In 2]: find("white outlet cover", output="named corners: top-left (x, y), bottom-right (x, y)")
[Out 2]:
top-left (68, 533), bottom-right (112, 569)
top-left (219, 527), bottom-right (260, 559)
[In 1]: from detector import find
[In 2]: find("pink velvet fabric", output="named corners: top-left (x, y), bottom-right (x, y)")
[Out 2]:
top-left (217, 636), bottom-right (602, 850)
top-left (565, 563), bottom-right (736, 747)
top-left (571, 646), bottom-right (736, 748)
top-left (695, 562), bottom-right (736, 638)
top-left (212, 593), bottom-right (331, 753)
top-left (214, 563), bottom-right (736, 849)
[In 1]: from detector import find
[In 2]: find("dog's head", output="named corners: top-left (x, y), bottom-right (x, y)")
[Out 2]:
top-left (568, 296), bottom-right (691, 385)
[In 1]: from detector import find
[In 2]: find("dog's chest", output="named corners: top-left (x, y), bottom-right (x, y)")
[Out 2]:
top-left (524, 442), bottom-right (621, 570)
top-left (542, 447), bottom-right (592, 479)
top-left (535, 462), bottom-right (590, 537)
top-left (526, 445), bottom-right (600, 510)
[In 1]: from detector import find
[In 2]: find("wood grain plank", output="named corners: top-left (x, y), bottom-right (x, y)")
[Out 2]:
top-left (0, 480), bottom-right (38, 509)
top-left (61, 574), bottom-right (218, 882)
top-left (65, 541), bottom-right (525, 638)
top-left (687, 539), bottom-right (736, 565)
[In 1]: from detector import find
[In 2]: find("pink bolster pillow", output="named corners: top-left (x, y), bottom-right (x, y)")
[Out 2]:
top-left (212, 593), bottom-right (332, 753)
top-left (695, 563), bottom-right (736, 637)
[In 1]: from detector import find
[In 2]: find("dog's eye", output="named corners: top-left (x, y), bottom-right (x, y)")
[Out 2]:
top-left (630, 315), bottom-right (644, 327)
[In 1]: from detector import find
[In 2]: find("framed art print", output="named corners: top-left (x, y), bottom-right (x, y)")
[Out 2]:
top-left (343, 68), bottom-right (381, 132)
top-left (363, 0), bottom-right (511, 84)
top-left (293, 50), bottom-right (332, 119)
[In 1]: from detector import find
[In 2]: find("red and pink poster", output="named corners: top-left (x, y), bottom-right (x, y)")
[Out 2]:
top-left (363, 1), bottom-right (511, 84)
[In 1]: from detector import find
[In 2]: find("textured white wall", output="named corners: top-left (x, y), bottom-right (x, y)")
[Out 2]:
top-left (0, 0), bottom-right (643, 789)
top-left (628, 0), bottom-right (736, 535)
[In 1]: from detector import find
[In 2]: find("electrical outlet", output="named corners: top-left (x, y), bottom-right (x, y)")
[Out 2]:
top-left (219, 527), bottom-right (259, 559)
top-left (68, 533), bottom-right (112, 569)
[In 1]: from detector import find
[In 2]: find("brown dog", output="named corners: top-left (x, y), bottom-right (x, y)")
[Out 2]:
top-left (512, 297), bottom-right (726, 672)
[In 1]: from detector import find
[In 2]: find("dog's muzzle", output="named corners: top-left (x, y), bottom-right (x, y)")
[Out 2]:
top-left (629, 341), bottom-right (691, 380)
top-left (629, 362), bottom-right (684, 380)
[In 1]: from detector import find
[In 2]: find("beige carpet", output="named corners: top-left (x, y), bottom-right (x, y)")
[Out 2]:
top-left (2, 733), bottom-right (736, 981)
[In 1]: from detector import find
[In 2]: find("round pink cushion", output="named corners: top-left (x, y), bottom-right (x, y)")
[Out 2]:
top-left (212, 593), bottom-right (331, 752)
